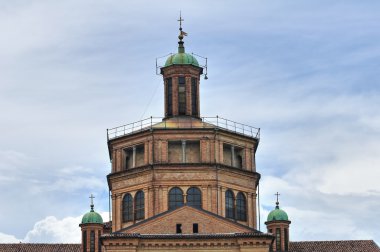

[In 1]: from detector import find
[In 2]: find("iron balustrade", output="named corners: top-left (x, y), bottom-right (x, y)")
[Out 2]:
top-left (107, 116), bottom-right (260, 140)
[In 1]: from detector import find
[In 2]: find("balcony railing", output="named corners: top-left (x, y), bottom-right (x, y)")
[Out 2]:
top-left (107, 116), bottom-right (260, 140)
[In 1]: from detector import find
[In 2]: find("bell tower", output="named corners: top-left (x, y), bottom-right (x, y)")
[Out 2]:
top-left (160, 13), bottom-right (203, 118)
top-left (265, 193), bottom-right (291, 251)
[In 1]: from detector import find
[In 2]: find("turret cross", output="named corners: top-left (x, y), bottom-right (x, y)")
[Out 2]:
top-left (275, 192), bottom-right (280, 203)
top-left (89, 194), bottom-right (95, 209)
top-left (177, 12), bottom-right (184, 30)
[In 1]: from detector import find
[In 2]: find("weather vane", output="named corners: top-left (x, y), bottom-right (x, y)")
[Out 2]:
top-left (177, 11), bottom-right (188, 37)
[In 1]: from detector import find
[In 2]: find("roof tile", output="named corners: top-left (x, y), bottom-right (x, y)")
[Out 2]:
top-left (289, 240), bottom-right (380, 252)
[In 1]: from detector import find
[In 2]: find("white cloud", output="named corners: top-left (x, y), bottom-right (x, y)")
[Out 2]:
top-left (287, 207), bottom-right (374, 241)
top-left (23, 216), bottom-right (81, 243)
top-left (0, 232), bottom-right (21, 243)
top-left (22, 212), bottom-right (109, 243)
top-left (260, 176), bottom-right (380, 242)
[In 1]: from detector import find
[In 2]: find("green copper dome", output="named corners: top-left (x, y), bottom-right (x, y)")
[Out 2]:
top-left (81, 209), bottom-right (103, 224)
top-left (164, 53), bottom-right (199, 67)
top-left (267, 205), bottom-right (289, 222)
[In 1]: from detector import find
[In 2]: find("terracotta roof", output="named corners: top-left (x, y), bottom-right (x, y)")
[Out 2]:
top-left (289, 240), bottom-right (380, 252)
top-left (0, 244), bottom-right (80, 252)
top-left (0, 240), bottom-right (378, 251)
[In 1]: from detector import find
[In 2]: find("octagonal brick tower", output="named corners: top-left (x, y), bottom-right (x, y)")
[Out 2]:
top-left (106, 20), bottom-right (261, 235)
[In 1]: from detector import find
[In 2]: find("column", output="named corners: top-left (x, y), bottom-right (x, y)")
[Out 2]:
top-left (206, 186), bottom-right (211, 211)
top-left (132, 146), bottom-right (136, 168)
top-left (112, 151), bottom-right (116, 173)
top-left (154, 186), bottom-right (160, 215)
top-left (252, 149), bottom-right (256, 172)
top-left (144, 188), bottom-right (149, 219)
top-left (181, 140), bottom-right (186, 163)
top-left (111, 194), bottom-right (117, 231)
top-left (158, 186), bottom-right (163, 213)
top-left (116, 149), bottom-right (122, 171)
top-left (210, 139), bottom-right (215, 163)
top-left (219, 141), bottom-right (224, 164)
top-left (212, 186), bottom-right (218, 214)
top-left (221, 187), bottom-right (226, 217)
top-left (247, 192), bottom-right (254, 228)
top-left (183, 190), bottom-right (187, 204)
top-left (148, 187), bottom-right (154, 218)
top-left (162, 186), bottom-right (168, 212)
top-left (115, 194), bottom-right (122, 231)
top-left (253, 192), bottom-right (257, 229)
top-left (231, 146), bottom-right (235, 167)
top-left (144, 141), bottom-right (149, 165)
top-left (201, 186), bottom-right (207, 210)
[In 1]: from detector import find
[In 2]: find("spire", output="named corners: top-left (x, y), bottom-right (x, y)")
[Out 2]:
top-left (275, 192), bottom-right (280, 209)
top-left (89, 194), bottom-right (95, 212)
top-left (177, 11), bottom-right (187, 53)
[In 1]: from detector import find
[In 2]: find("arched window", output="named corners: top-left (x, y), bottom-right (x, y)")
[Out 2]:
top-left (90, 230), bottom-right (95, 252)
top-left (169, 187), bottom-right (184, 210)
top-left (225, 190), bottom-right (235, 219)
top-left (178, 76), bottom-right (186, 115)
top-left (122, 193), bottom-right (133, 222)
top-left (186, 187), bottom-right (202, 208)
top-left (236, 192), bottom-right (247, 221)
top-left (134, 191), bottom-right (145, 220)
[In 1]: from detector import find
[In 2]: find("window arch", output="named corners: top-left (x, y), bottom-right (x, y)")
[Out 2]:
top-left (236, 192), bottom-right (247, 221)
top-left (134, 191), bottom-right (144, 220)
top-left (169, 187), bottom-right (184, 210)
top-left (225, 190), bottom-right (235, 219)
top-left (186, 187), bottom-right (202, 208)
top-left (122, 193), bottom-right (133, 222)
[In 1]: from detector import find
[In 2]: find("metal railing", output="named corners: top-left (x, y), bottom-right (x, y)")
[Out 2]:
top-left (107, 116), bottom-right (260, 140)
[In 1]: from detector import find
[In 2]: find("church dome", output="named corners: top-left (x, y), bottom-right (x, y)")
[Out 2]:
top-left (267, 205), bottom-right (289, 222)
top-left (81, 209), bottom-right (103, 224)
top-left (164, 53), bottom-right (199, 67)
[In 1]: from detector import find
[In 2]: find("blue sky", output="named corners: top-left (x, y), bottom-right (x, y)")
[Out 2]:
top-left (0, 0), bottom-right (379, 243)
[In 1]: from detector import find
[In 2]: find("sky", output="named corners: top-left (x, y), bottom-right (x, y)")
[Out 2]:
top-left (0, 0), bottom-right (379, 244)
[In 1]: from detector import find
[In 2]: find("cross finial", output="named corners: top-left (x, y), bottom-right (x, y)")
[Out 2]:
top-left (177, 11), bottom-right (184, 31)
top-left (89, 194), bottom-right (95, 211)
top-left (275, 192), bottom-right (280, 207)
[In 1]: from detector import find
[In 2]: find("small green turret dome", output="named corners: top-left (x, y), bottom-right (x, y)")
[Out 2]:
top-left (81, 194), bottom-right (103, 224)
top-left (164, 53), bottom-right (199, 67)
top-left (267, 204), bottom-right (289, 222)
top-left (81, 209), bottom-right (103, 224)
